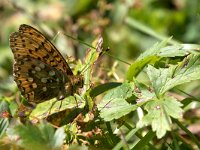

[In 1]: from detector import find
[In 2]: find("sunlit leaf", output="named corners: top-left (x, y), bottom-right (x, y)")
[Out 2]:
top-left (147, 54), bottom-right (200, 96)
top-left (137, 96), bottom-right (183, 138)
top-left (31, 96), bottom-right (85, 119)
top-left (98, 82), bottom-right (138, 121)
top-left (126, 56), bottom-right (160, 80)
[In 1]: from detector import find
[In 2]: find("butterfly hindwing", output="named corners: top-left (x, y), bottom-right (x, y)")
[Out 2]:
top-left (14, 57), bottom-right (72, 103)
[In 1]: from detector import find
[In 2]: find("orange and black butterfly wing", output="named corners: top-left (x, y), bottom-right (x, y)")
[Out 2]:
top-left (10, 24), bottom-right (73, 75)
top-left (13, 56), bottom-right (71, 103)
top-left (9, 24), bottom-right (73, 103)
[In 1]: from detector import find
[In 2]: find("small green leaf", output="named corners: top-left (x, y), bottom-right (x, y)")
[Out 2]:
top-left (137, 96), bottom-right (183, 138)
top-left (31, 96), bottom-right (85, 119)
top-left (9, 122), bottom-right (66, 150)
top-left (126, 55), bottom-right (160, 80)
top-left (158, 43), bottom-right (200, 57)
top-left (102, 82), bottom-right (134, 100)
top-left (146, 65), bottom-right (174, 97)
top-left (99, 97), bottom-right (138, 121)
top-left (133, 79), bottom-right (156, 103)
top-left (52, 127), bottom-right (66, 149)
top-left (90, 82), bottom-right (122, 98)
top-left (98, 82), bottom-right (138, 121)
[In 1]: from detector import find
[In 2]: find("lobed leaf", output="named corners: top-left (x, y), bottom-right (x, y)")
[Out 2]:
top-left (98, 82), bottom-right (139, 121)
top-left (137, 96), bottom-right (183, 138)
top-left (147, 54), bottom-right (200, 96)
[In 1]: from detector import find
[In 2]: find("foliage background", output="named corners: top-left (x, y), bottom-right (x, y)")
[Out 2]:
top-left (1, 0), bottom-right (200, 149)
top-left (1, 0), bottom-right (200, 93)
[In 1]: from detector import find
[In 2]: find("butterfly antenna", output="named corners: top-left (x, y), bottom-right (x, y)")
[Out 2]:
top-left (63, 33), bottom-right (97, 49)
top-left (62, 33), bottom-right (131, 66)
top-left (105, 53), bottom-right (131, 65)
top-left (46, 27), bottom-right (131, 67)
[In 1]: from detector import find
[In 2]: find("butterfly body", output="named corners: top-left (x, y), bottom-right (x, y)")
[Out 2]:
top-left (10, 24), bottom-right (83, 104)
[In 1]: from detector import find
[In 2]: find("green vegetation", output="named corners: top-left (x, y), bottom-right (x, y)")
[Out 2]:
top-left (1, 0), bottom-right (200, 149)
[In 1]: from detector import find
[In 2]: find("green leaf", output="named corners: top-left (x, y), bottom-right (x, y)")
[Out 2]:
top-left (161, 54), bottom-right (200, 94)
top-left (158, 45), bottom-right (188, 57)
top-left (137, 38), bottom-right (171, 61)
top-left (90, 82), bottom-right (122, 98)
top-left (100, 82), bottom-right (134, 100)
top-left (126, 39), bottom-right (199, 81)
top-left (126, 56), bottom-right (160, 80)
top-left (133, 79), bottom-right (156, 103)
top-left (137, 96), bottom-right (183, 138)
top-left (131, 130), bottom-right (156, 150)
top-left (146, 65), bottom-right (174, 97)
top-left (31, 96), bottom-right (85, 119)
top-left (147, 54), bottom-right (200, 96)
top-left (52, 127), bottom-right (66, 149)
top-left (158, 43), bottom-right (200, 57)
top-left (83, 37), bottom-right (102, 91)
top-left (126, 38), bottom-right (171, 80)
top-left (98, 82), bottom-right (138, 121)
top-left (9, 122), bottom-right (66, 150)
top-left (98, 98), bottom-right (138, 121)
top-left (0, 98), bottom-right (9, 114)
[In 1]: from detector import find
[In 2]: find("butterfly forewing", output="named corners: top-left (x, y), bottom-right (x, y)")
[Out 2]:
top-left (10, 24), bottom-right (73, 75)
top-left (10, 24), bottom-right (83, 104)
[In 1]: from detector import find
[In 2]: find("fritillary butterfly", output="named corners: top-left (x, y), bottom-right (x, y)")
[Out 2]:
top-left (10, 24), bottom-right (83, 104)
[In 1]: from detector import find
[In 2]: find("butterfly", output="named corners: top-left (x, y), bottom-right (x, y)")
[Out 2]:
top-left (10, 24), bottom-right (83, 104)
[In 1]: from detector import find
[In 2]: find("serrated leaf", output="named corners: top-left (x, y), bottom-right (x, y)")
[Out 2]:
top-left (147, 54), bottom-right (200, 96)
top-left (137, 96), bottom-right (183, 138)
top-left (146, 65), bottom-right (174, 97)
top-left (162, 54), bottom-right (200, 94)
top-left (98, 82), bottom-right (138, 121)
top-left (158, 43), bottom-right (200, 57)
top-left (98, 97), bottom-right (138, 121)
top-left (133, 79), bottom-right (156, 103)
top-left (102, 82), bottom-right (134, 100)
top-left (126, 39), bottom-right (198, 81)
